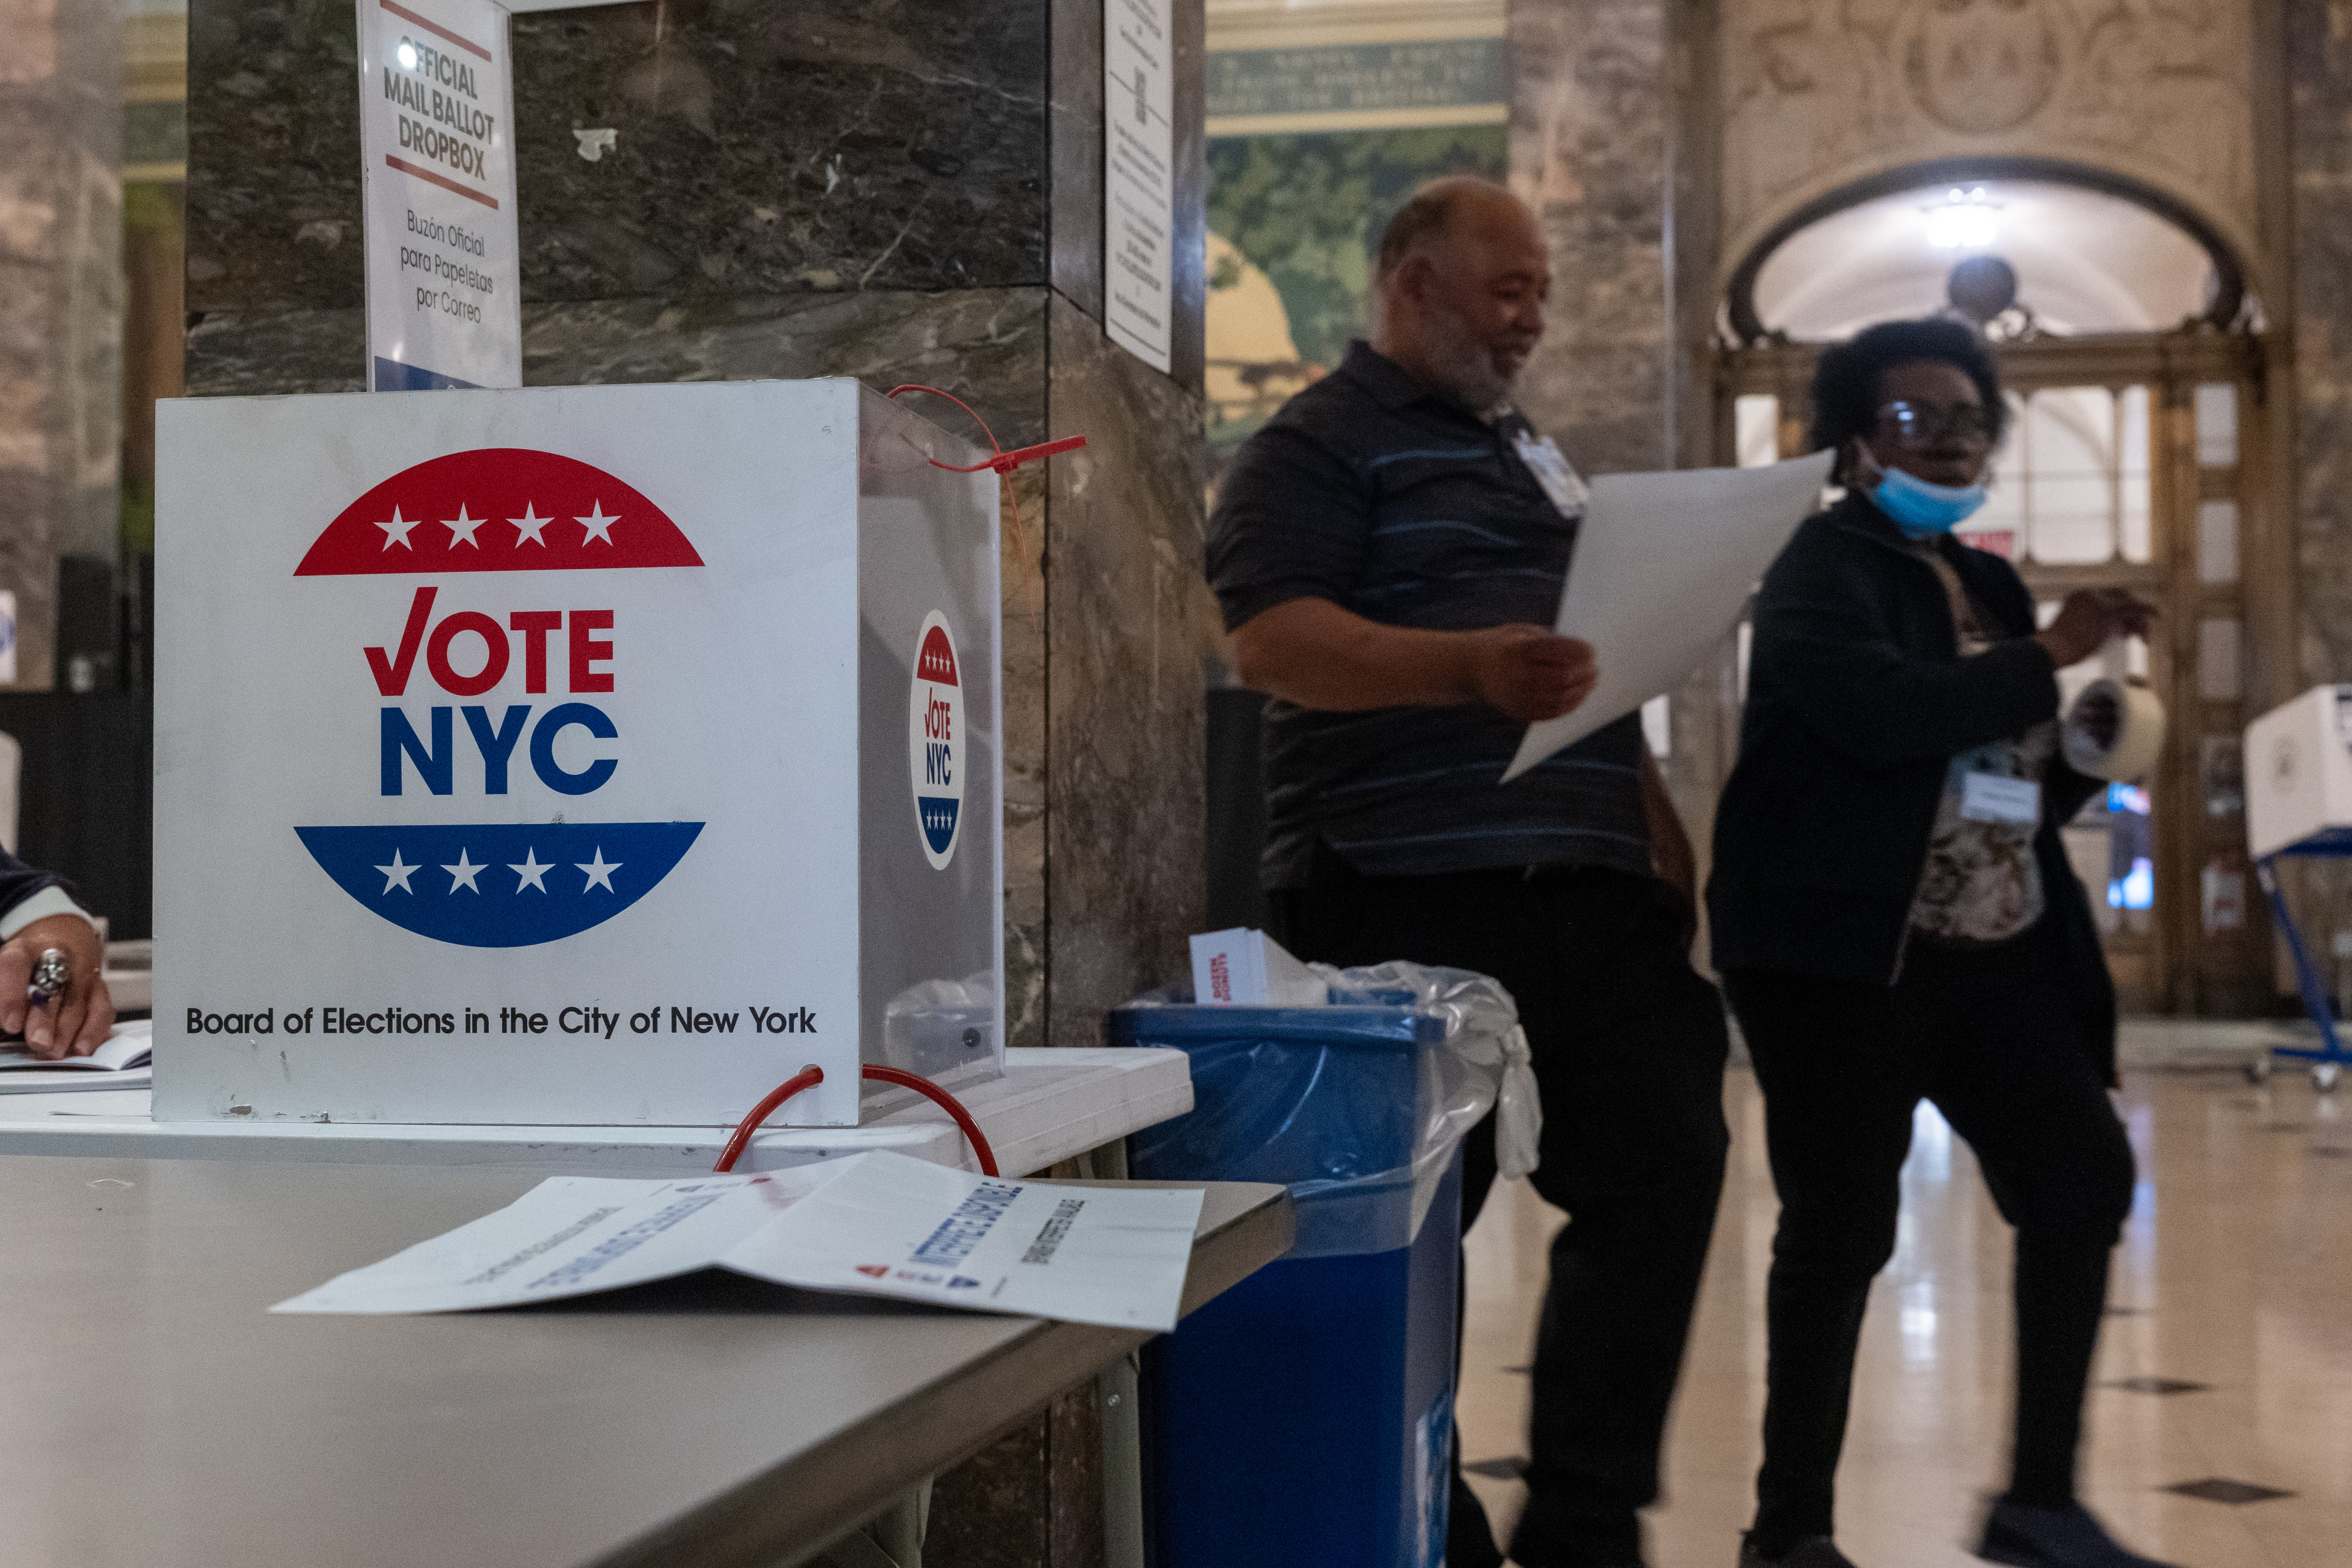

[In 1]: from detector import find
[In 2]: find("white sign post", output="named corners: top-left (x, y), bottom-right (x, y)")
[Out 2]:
top-left (154, 382), bottom-right (1004, 1128)
top-left (358, 0), bottom-right (522, 391)
top-left (1104, 0), bottom-right (1174, 372)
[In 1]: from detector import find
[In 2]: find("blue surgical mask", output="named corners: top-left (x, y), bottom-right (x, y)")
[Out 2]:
top-left (1873, 466), bottom-right (1989, 537)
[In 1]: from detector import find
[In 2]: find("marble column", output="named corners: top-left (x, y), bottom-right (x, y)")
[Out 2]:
top-left (1506, 0), bottom-right (1731, 888)
top-left (1508, 0), bottom-right (1671, 476)
top-left (2290, 1), bottom-right (2352, 688)
top-left (184, 1), bottom-right (1207, 1559)
top-left (0, 0), bottom-right (124, 692)
top-left (2272, 2), bottom-right (2352, 958)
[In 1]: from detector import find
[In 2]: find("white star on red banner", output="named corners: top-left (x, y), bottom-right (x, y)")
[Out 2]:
top-left (376, 506), bottom-right (421, 551)
top-left (576, 502), bottom-right (619, 546)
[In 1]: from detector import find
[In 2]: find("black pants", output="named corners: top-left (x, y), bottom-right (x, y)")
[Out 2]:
top-left (1724, 921), bottom-right (2137, 1558)
top-left (1271, 848), bottom-right (1729, 1568)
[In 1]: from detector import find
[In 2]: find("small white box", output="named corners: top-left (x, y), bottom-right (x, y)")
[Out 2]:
top-left (2245, 685), bottom-right (2352, 859)
top-left (1188, 928), bottom-right (1326, 1007)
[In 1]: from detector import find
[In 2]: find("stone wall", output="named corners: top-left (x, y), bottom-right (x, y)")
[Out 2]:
top-left (1715, 0), bottom-right (2264, 297)
top-left (0, 0), bottom-right (123, 691)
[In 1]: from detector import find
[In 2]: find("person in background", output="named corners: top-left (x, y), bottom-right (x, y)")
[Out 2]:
top-left (0, 851), bottom-right (115, 1059)
top-left (1206, 176), bottom-right (1729, 1568)
top-left (1707, 318), bottom-right (2173, 1568)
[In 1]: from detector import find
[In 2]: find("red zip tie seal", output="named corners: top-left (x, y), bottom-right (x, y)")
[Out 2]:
top-left (884, 385), bottom-right (1086, 475)
top-left (713, 1064), bottom-right (1001, 1177)
top-left (885, 384), bottom-right (1085, 620)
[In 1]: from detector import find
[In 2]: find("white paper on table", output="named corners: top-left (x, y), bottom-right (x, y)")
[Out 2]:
top-left (721, 1150), bottom-right (1204, 1329)
top-left (1503, 451), bottom-right (1835, 782)
top-left (268, 1165), bottom-right (824, 1315)
top-left (271, 1150), bottom-right (1207, 1331)
top-left (0, 1019), bottom-right (153, 1072)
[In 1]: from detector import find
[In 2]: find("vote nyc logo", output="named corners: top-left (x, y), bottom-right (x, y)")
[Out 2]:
top-left (909, 611), bottom-right (963, 869)
top-left (291, 447), bottom-right (704, 947)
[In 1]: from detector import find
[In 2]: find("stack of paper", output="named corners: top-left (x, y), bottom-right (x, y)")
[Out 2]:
top-left (272, 1149), bottom-right (1209, 1331)
top-left (0, 1019), bottom-right (153, 1094)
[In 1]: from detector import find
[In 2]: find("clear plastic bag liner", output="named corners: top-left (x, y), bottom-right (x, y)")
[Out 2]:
top-left (1111, 962), bottom-right (1538, 1257)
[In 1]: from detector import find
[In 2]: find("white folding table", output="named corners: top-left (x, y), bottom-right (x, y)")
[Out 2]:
top-left (0, 1151), bottom-right (1287, 1568)
top-left (0, 1046), bottom-right (1188, 1177)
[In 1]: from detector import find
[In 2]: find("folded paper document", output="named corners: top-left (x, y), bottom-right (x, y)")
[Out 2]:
top-left (272, 1149), bottom-right (1208, 1331)
top-left (1505, 452), bottom-right (1834, 782)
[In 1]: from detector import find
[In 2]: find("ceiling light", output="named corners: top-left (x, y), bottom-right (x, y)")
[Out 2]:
top-left (1925, 188), bottom-right (2000, 251)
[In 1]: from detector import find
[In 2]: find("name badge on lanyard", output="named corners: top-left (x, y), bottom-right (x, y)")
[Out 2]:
top-left (1960, 771), bottom-right (2042, 826)
top-left (1510, 428), bottom-right (1590, 517)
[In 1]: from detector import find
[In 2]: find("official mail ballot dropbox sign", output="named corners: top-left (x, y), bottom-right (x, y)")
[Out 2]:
top-left (153, 381), bottom-right (1003, 1128)
top-left (359, 0), bottom-right (521, 391)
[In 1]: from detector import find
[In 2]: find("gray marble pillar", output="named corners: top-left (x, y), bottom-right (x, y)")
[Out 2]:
top-left (2273, 1), bottom-right (2352, 952)
top-left (1043, 289), bottom-right (1214, 1047)
top-left (1508, 0), bottom-right (1670, 476)
top-left (0, 0), bottom-right (124, 691)
top-left (2291, 0), bottom-right (2352, 687)
top-left (1506, 0), bottom-right (1730, 883)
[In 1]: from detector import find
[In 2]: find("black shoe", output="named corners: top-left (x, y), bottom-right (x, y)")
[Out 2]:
top-left (1737, 1533), bottom-right (1859, 1567)
top-left (1975, 1499), bottom-right (2181, 1567)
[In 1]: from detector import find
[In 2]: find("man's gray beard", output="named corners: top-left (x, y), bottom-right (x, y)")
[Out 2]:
top-left (1423, 304), bottom-right (1516, 414)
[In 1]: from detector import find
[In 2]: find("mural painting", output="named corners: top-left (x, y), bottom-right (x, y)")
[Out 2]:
top-left (1206, 126), bottom-right (1507, 476)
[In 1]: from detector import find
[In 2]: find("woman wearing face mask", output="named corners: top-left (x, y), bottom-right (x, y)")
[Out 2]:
top-left (1707, 320), bottom-right (2172, 1568)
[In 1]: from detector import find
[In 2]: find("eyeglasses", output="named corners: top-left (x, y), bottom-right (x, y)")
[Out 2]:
top-left (1876, 400), bottom-right (1997, 448)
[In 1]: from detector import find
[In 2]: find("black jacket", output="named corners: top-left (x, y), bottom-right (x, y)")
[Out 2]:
top-left (0, 851), bottom-right (70, 928)
top-left (1707, 494), bottom-right (2117, 1072)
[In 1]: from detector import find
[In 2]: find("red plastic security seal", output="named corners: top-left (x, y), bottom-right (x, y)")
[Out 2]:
top-left (884, 384), bottom-right (1085, 619)
top-left (713, 1063), bottom-right (1000, 1177)
top-left (884, 384), bottom-right (1086, 476)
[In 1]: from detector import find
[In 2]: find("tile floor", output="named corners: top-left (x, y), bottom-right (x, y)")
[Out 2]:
top-left (1456, 1059), bottom-right (2352, 1567)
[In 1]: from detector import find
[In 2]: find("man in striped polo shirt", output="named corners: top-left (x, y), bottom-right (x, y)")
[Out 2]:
top-left (1206, 177), bottom-right (1729, 1568)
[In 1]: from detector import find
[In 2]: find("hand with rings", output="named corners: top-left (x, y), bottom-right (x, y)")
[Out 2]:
top-left (0, 914), bottom-right (114, 1059)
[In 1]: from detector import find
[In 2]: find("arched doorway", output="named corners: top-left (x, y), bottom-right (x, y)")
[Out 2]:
top-left (1715, 167), bottom-right (2274, 1015)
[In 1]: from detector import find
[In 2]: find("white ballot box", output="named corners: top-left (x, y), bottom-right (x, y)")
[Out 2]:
top-left (2245, 685), bottom-right (2352, 860)
top-left (154, 381), bottom-right (1002, 1128)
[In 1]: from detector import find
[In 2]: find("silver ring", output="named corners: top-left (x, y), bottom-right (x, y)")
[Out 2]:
top-left (29, 948), bottom-right (67, 1001)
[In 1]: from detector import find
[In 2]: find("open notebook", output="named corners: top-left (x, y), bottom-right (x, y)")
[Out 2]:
top-left (0, 1019), bottom-right (153, 1093)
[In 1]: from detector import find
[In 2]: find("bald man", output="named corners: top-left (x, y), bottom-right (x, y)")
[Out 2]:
top-left (1205, 178), bottom-right (1729, 1568)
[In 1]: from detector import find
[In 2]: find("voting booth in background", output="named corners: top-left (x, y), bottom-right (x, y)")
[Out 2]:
top-left (2238, 686), bottom-right (2352, 1090)
top-left (2247, 685), bottom-right (2352, 860)
top-left (152, 381), bottom-right (1002, 1128)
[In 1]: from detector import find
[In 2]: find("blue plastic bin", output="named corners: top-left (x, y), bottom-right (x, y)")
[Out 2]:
top-left (1111, 1001), bottom-right (1464, 1568)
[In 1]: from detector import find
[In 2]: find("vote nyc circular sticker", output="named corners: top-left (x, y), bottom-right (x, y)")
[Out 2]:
top-left (908, 612), bottom-right (963, 869)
